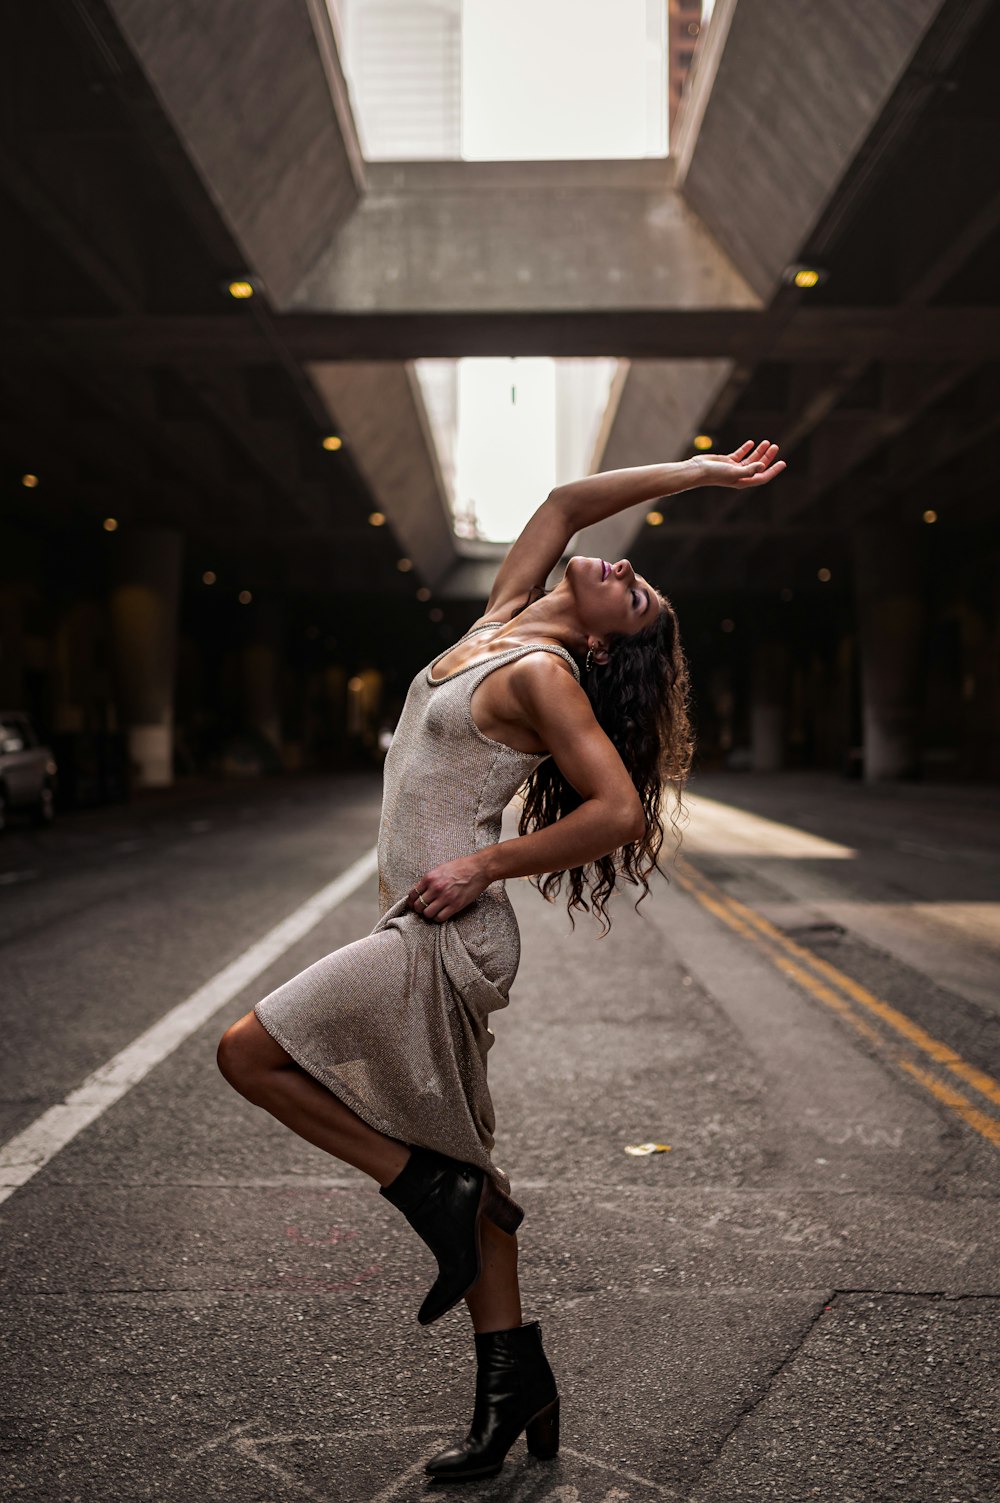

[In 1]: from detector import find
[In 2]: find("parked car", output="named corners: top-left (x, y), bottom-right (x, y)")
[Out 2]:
top-left (0, 712), bottom-right (58, 830)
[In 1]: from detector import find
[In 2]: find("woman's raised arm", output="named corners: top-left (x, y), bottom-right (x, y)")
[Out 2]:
top-left (483, 490), bottom-right (580, 619)
top-left (551, 440), bottom-right (784, 530)
top-left (483, 440), bottom-right (785, 619)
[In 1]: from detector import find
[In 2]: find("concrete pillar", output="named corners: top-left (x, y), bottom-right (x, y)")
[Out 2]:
top-left (852, 524), bottom-right (927, 782)
top-left (241, 599), bottom-right (283, 754)
top-left (750, 638), bottom-right (788, 772)
top-left (108, 527), bottom-right (183, 788)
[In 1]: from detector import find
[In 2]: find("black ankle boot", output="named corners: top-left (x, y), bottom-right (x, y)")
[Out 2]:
top-left (424, 1320), bottom-right (560, 1480)
top-left (379, 1146), bottom-right (524, 1325)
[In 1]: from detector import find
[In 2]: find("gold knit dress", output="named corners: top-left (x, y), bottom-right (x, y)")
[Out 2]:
top-left (254, 621), bottom-right (581, 1220)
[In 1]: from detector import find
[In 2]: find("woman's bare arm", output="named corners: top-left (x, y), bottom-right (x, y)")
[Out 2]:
top-left (552, 440), bottom-right (785, 529)
top-left (482, 490), bottom-right (579, 619)
top-left (482, 441), bottom-right (784, 619)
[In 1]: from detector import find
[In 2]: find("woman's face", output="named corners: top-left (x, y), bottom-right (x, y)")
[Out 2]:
top-left (565, 555), bottom-right (661, 639)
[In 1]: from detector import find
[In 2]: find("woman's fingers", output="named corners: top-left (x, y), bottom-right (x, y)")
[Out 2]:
top-left (740, 458), bottom-right (787, 487)
top-left (408, 881), bottom-right (451, 922)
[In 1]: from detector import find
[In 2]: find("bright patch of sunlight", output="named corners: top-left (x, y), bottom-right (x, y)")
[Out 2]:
top-left (414, 357), bottom-right (619, 542)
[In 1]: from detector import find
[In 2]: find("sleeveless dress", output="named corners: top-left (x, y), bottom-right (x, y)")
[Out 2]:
top-left (253, 620), bottom-right (581, 1216)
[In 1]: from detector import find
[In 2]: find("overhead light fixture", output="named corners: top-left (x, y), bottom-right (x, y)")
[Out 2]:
top-left (226, 278), bottom-right (258, 299)
top-left (396, 557), bottom-right (413, 572)
top-left (321, 435), bottom-right (342, 451)
top-left (21, 473), bottom-right (39, 488)
top-left (416, 586), bottom-right (431, 601)
top-left (202, 570), bottom-right (216, 585)
top-left (693, 434), bottom-right (713, 451)
top-left (368, 511), bottom-right (386, 527)
top-left (923, 509), bottom-right (938, 524)
top-left (784, 263), bottom-right (828, 289)
top-left (817, 567), bottom-right (832, 582)
top-left (102, 517), bottom-right (118, 532)
top-left (238, 589), bottom-right (253, 604)
top-left (645, 510), bottom-right (664, 526)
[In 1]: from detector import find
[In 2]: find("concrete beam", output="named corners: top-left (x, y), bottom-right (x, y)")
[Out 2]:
top-left (674, 0), bottom-right (946, 300)
top-left (26, 307), bottom-right (1000, 363)
top-left (104, 0), bottom-right (364, 306)
top-left (306, 361), bottom-right (460, 593)
top-left (291, 160), bottom-right (757, 314)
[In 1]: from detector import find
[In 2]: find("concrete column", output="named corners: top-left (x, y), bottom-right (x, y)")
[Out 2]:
top-left (241, 599), bottom-right (283, 754)
top-left (852, 524), bottom-right (927, 782)
top-left (750, 638), bottom-right (788, 772)
top-left (108, 528), bottom-right (183, 788)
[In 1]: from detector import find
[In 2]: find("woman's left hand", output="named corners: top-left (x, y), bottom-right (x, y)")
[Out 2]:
top-left (407, 854), bottom-right (491, 923)
top-left (697, 439), bottom-right (786, 489)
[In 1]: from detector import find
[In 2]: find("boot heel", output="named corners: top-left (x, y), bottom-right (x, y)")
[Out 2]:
top-left (480, 1175), bottom-right (524, 1235)
top-left (525, 1396), bottom-right (559, 1458)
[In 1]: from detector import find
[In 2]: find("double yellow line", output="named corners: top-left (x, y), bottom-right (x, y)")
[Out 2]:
top-left (673, 857), bottom-right (1000, 1152)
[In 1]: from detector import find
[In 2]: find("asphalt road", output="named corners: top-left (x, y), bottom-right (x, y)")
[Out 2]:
top-left (1, 769), bottom-right (998, 1502)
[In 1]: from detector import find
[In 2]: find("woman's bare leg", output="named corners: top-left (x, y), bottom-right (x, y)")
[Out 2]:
top-left (217, 1011), bottom-right (410, 1186)
top-left (464, 1218), bottom-right (523, 1333)
top-left (218, 1011), bottom-right (525, 1332)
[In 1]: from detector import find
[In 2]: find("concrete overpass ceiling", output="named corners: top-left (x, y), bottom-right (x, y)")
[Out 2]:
top-left (102, 0), bottom-right (365, 308)
top-left (3, 0), bottom-right (999, 639)
top-left (1, 0), bottom-right (438, 645)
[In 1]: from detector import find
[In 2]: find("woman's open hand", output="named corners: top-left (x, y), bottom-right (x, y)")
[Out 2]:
top-left (407, 854), bottom-right (491, 923)
top-left (697, 439), bottom-right (787, 489)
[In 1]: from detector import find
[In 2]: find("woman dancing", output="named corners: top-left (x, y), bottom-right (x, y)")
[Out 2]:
top-left (217, 439), bottom-right (786, 1481)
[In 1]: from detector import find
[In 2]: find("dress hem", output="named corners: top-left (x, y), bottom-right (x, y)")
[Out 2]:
top-left (252, 1000), bottom-right (522, 1214)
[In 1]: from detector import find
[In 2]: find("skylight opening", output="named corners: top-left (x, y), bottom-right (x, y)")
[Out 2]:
top-left (328, 1), bottom-right (717, 161)
top-left (415, 357), bottom-right (619, 543)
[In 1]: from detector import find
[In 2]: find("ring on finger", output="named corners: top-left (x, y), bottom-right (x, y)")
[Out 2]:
top-left (416, 891), bottom-right (429, 909)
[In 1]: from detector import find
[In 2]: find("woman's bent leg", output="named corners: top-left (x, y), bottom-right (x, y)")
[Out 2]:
top-left (217, 1011), bottom-right (410, 1187)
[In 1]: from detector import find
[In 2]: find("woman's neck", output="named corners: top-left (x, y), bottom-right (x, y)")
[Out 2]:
top-left (495, 584), bottom-right (585, 656)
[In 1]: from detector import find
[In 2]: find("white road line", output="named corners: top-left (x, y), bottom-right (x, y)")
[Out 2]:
top-left (0, 845), bottom-right (379, 1208)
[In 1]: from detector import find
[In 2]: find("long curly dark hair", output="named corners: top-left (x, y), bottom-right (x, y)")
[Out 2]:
top-left (509, 583), bottom-right (695, 936)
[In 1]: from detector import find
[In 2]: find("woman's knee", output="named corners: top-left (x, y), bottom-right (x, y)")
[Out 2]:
top-left (216, 1011), bottom-right (289, 1094)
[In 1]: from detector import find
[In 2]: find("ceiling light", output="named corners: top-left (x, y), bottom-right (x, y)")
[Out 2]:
top-left (784, 263), bottom-right (828, 289)
top-left (429, 607), bottom-right (444, 622)
top-left (238, 589), bottom-right (252, 604)
top-left (693, 435), bottom-right (713, 451)
top-left (368, 511), bottom-right (386, 527)
top-left (321, 435), bottom-right (342, 451)
top-left (397, 557), bottom-right (413, 572)
top-left (645, 510), bottom-right (664, 526)
top-left (202, 570), bottom-right (216, 585)
top-left (227, 279), bottom-right (255, 299)
top-left (923, 509), bottom-right (938, 524)
top-left (817, 567), bottom-right (832, 582)
top-left (416, 586), bottom-right (431, 601)
top-left (102, 517), bottom-right (118, 532)
top-left (21, 473), bottom-right (39, 488)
